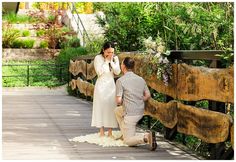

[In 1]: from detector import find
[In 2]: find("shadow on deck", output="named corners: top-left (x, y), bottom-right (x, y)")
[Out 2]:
top-left (2, 87), bottom-right (200, 160)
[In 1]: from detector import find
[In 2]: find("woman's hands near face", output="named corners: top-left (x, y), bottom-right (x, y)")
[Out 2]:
top-left (104, 53), bottom-right (113, 61)
top-left (103, 47), bottom-right (115, 62)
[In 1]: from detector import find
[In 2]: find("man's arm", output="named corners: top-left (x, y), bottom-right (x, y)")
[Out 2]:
top-left (143, 82), bottom-right (151, 101)
top-left (116, 79), bottom-right (123, 105)
top-left (143, 90), bottom-right (151, 101)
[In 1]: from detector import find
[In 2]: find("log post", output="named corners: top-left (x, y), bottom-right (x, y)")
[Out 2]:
top-left (163, 96), bottom-right (176, 140)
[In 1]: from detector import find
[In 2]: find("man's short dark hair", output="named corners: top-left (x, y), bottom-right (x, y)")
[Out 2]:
top-left (123, 57), bottom-right (135, 70)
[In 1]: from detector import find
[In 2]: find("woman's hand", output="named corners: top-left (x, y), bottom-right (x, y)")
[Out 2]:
top-left (104, 54), bottom-right (112, 62)
top-left (113, 55), bottom-right (119, 62)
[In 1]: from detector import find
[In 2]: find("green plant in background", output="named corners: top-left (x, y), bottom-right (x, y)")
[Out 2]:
top-left (12, 39), bottom-right (35, 48)
top-left (215, 48), bottom-right (234, 67)
top-left (60, 36), bottom-right (81, 49)
top-left (56, 47), bottom-right (88, 66)
top-left (94, 2), bottom-right (233, 52)
top-left (195, 100), bottom-right (209, 109)
top-left (39, 40), bottom-right (49, 49)
top-left (2, 11), bottom-right (37, 23)
top-left (2, 23), bottom-right (21, 48)
top-left (22, 30), bottom-right (30, 37)
top-left (36, 29), bottom-right (46, 37)
top-left (84, 35), bottom-right (105, 55)
top-left (2, 60), bottom-right (68, 87)
top-left (47, 14), bottom-right (56, 23)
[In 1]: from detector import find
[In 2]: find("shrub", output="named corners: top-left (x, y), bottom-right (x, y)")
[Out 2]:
top-left (2, 23), bottom-right (21, 48)
top-left (56, 47), bottom-right (88, 65)
top-left (22, 30), bottom-right (30, 37)
top-left (39, 40), bottom-right (49, 48)
top-left (84, 35), bottom-right (105, 55)
top-left (2, 11), bottom-right (37, 23)
top-left (60, 36), bottom-right (81, 49)
top-left (12, 39), bottom-right (35, 48)
top-left (36, 29), bottom-right (46, 37)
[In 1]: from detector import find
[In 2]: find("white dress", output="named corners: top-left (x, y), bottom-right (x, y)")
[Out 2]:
top-left (91, 54), bottom-right (121, 128)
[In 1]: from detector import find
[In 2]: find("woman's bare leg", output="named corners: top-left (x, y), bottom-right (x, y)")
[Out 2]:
top-left (108, 128), bottom-right (113, 137)
top-left (100, 127), bottom-right (105, 137)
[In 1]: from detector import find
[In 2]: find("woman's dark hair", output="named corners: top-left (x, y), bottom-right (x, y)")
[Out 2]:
top-left (123, 57), bottom-right (135, 70)
top-left (100, 41), bottom-right (116, 55)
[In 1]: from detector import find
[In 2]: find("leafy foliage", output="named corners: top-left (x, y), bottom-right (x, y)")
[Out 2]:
top-left (2, 11), bottom-right (38, 23)
top-left (84, 34), bottom-right (105, 55)
top-left (12, 39), bottom-right (35, 48)
top-left (22, 30), bottom-right (30, 37)
top-left (2, 23), bottom-right (21, 48)
top-left (39, 40), bottom-right (49, 49)
top-left (56, 47), bottom-right (88, 66)
top-left (2, 60), bottom-right (68, 87)
top-left (94, 2), bottom-right (233, 52)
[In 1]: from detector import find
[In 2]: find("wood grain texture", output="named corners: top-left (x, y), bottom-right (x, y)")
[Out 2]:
top-left (76, 78), bottom-right (94, 97)
top-left (86, 61), bottom-right (96, 80)
top-left (177, 102), bottom-right (232, 143)
top-left (177, 64), bottom-right (234, 103)
top-left (69, 60), bottom-right (86, 77)
top-left (69, 79), bottom-right (77, 90)
top-left (145, 99), bottom-right (177, 129)
top-left (118, 53), bottom-right (233, 103)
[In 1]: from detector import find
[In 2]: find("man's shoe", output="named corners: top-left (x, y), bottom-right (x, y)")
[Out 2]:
top-left (148, 131), bottom-right (157, 151)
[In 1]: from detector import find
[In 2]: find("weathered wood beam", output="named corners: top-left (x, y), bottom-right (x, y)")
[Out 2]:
top-left (177, 63), bottom-right (234, 103)
top-left (118, 53), bottom-right (234, 103)
top-left (177, 102), bottom-right (232, 143)
top-left (144, 99), bottom-right (178, 129)
top-left (86, 61), bottom-right (96, 80)
top-left (76, 78), bottom-right (94, 97)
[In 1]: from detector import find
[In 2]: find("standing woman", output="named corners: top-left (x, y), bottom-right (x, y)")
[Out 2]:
top-left (91, 42), bottom-right (121, 137)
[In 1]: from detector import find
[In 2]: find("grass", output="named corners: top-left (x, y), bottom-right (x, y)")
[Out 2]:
top-left (22, 30), bottom-right (31, 37)
top-left (2, 60), bottom-right (69, 87)
top-left (2, 12), bottom-right (38, 24)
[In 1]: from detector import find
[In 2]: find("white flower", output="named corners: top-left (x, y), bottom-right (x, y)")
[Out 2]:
top-left (158, 56), bottom-right (163, 63)
top-left (163, 57), bottom-right (169, 64)
top-left (147, 49), bottom-right (154, 54)
top-left (154, 52), bottom-right (161, 58)
top-left (150, 41), bottom-right (156, 49)
top-left (157, 45), bottom-right (165, 53)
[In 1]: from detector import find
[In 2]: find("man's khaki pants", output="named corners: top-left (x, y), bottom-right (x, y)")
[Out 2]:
top-left (114, 106), bottom-right (145, 146)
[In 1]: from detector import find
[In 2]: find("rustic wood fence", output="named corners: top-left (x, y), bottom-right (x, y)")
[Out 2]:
top-left (68, 51), bottom-right (234, 159)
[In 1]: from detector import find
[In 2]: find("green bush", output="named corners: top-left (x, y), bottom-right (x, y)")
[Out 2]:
top-left (2, 12), bottom-right (37, 23)
top-left (39, 40), bottom-right (49, 49)
top-left (12, 39), bottom-right (35, 48)
top-left (60, 36), bottom-right (81, 49)
top-left (47, 14), bottom-right (56, 23)
top-left (2, 23), bottom-right (21, 48)
top-left (56, 47), bottom-right (88, 65)
top-left (22, 30), bottom-right (30, 37)
top-left (36, 29), bottom-right (46, 37)
top-left (94, 2), bottom-right (233, 51)
top-left (84, 35), bottom-right (105, 55)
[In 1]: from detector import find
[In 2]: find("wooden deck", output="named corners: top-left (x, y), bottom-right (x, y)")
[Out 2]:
top-left (2, 87), bottom-right (200, 160)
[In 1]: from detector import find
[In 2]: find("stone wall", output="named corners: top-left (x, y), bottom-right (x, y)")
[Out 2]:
top-left (2, 49), bottom-right (60, 61)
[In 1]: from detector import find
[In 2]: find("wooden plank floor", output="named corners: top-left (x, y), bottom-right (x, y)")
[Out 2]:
top-left (2, 87), bottom-right (199, 160)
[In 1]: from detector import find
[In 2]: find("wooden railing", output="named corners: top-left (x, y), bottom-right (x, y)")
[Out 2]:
top-left (68, 51), bottom-right (234, 159)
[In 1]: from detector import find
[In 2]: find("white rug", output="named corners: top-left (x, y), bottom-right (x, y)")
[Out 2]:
top-left (69, 131), bottom-right (128, 147)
